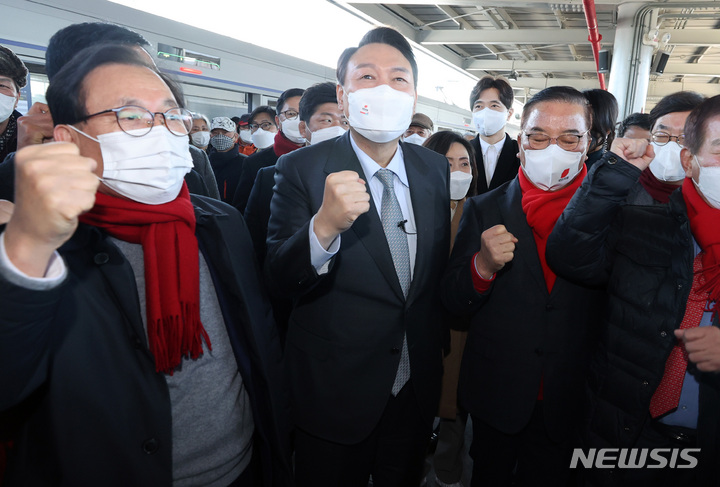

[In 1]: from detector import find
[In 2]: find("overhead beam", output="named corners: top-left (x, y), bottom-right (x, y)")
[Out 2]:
top-left (349, 0), bottom-right (624, 5)
top-left (419, 29), bottom-right (616, 45)
top-left (347, 3), bottom-right (466, 70)
top-left (661, 29), bottom-right (720, 46)
top-left (465, 60), bottom-right (598, 71)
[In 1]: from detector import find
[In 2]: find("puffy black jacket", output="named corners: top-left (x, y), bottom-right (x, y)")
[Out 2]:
top-left (547, 152), bottom-right (720, 484)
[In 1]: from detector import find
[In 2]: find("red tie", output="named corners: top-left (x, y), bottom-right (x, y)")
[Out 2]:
top-left (649, 254), bottom-right (707, 418)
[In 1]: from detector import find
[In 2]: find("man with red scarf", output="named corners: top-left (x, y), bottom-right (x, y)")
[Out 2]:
top-left (0, 44), bottom-right (291, 486)
top-left (548, 95), bottom-right (720, 485)
top-left (442, 86), bottom-right (606, 485)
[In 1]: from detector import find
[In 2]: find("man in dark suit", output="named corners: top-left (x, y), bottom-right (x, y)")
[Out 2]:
top-left (469, 75), bottom-right (520, 194)
top-left (442, 86), bottom-right (605, 486)
top-left (266, 27), bottom-right (450, 487)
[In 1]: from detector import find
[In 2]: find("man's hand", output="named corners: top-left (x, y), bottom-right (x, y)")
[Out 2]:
top-left (4, 143), bottom-right (99, 277)
top-left (610, 137), bottom-right (654, 171)
top-left (313, 171), bottom-right (370, 249)
top-left (17, 102), bottom-right (54, 149)
top-left (474, 224), bottom-right (518, 278)
top-left (676, 326), bottom-right (720, 372)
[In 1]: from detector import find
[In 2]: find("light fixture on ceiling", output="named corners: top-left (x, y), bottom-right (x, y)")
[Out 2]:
top-left (508, 71), bottom-right (518, 81)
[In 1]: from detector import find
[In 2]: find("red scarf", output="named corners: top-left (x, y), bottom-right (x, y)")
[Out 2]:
top-left (79, 184), bottom-right (211, 374)
top-left (639, 168), bottom-right (680, 203)
top-left (682, 178), bottom-right (720, 318)
top-left (273, 130), bottom-right (303, 157)
top-left (518, 165), bottom-right (588, 292)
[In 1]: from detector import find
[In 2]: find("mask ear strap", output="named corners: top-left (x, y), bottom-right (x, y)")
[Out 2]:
top-left (67, 124), bottom-right (100, 143)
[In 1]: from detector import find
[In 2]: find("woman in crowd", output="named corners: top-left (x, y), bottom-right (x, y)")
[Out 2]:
top-left (423, 130), bottom-right (477, 487)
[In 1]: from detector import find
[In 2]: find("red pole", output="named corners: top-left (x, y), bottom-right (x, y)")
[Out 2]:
top-left (582, 0), bottom-right (606, 90)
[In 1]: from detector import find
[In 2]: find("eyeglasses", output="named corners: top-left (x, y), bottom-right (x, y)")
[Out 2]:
top-left (522, 130), bottom-right (589, 151)
top-left (279, 109), bottom-right (299, 120)
top-left (651, 132), bottom-right (685, 146)
top-left (249, 121), bottom-right (276, 132)
top-left (76, 105), bottom-right (193, 137)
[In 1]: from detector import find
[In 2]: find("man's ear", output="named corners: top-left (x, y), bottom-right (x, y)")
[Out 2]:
top-left (54, 124), bottom-right (78, 144)
top-left (336, 83), bottom-right (344, 111)
top-left (680, 147), bottom-right (694, 178)
top-left (299, 120), bottom-right (311, 141)
top-left (507, 107), bottom-right (514, 121)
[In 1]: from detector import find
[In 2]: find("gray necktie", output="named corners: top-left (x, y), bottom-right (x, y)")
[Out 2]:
top-left (376, 168), bottom-right (411, 395)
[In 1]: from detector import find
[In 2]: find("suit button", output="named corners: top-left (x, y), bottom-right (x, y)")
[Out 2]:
top-left (391, 347), bottom-right (401, 354)
top-left (535, 348), bottom-right (544, 356)
top-left (642, 380), bottom-right (649, 386)
top-left (94, 252), bottom-right (109, 265)
top-left (142, 438), bottom-right (159, 454)
top-left (608, 156), bottom-right (617, 165)
top-left (660, 331), bottom-right (667, 338)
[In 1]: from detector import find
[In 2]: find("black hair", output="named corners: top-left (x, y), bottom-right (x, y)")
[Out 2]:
top-left (423, 130), bottom-right (478, 198)
top-left (46, 23), bottom-right (150, 82)
top-left (583, 89), bottom-right (619, 152)
top-left (299, 82), bottom-right (338, 123)
top-left (276, 88), bottom-right (305, 117)
top-left (230, 116), bottom-right (242, 133)
top-left (47, 44), bottom-right (181, 126)
top-left (249, 105), bottom-right (277, 126)
top-left (337, 27), bottom-right (418, 89)
top-left (469, 75), bottom-right (513, 111)
top-left (682, 94), bottom-right (720, 155)
top-left (0, 45), bottom-right (28, 90)
top-left (648, 91), bottom-right (705, 131)
top-left (617, 112), bottom-right (651, 137)
top-left (521, 86), bottom-right (592, 132)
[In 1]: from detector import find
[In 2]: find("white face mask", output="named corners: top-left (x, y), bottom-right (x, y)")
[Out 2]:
top-left (281, 117), bottom-right (306, 145)
top-left (450, 170), bottom-right (473, 200)
top-left (649, 142), bottom-right (685, 182)
top-left (239, 129), bottom-right (253, 144)
top-left (252, 128), bottom-right (275, 149)
top-left (346, 84), bottom-right (415, 143)
top-left (403, 133), bottom-right (427, 146)
top-left (190, 131), bottom-right (210, 148)
top-left (693, 156), bottom-right (720, 209)
top-left (522, 144), bottom-right (585, 191)
top-left (70, 126), bottom-right (193, 205)
top-left (0, 93), bottom-right (16, 123)
top-left (472, 108), bottom-right (508, 137)
top-left (309, 125), bottom-right (346, 145)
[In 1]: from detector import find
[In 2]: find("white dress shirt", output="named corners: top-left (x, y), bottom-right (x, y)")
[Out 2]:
top-left (310, 133), bottom-right (417, 277)
top-left (479, 136), bottom-right (506, 187)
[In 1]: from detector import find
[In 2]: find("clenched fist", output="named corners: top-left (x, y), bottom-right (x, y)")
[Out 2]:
top-left (474, 224), bottom-right (518, 278)
top-left (17, 102), bottom-right (55, 149)
top-left (313, 170), bottom-right (371, 249)
top-left (610, 137), bottom-right (654, 171)
top-left (4, 142), bottom-right (99, 277)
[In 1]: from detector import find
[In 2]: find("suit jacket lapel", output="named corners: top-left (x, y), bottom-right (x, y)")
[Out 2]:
top-left (404, 143), bottom-right (435, 306)
top-left (499, 179), bottom-right (549, 296)
top-left (324, 133), bottom-right (405, 301)
top-left (489, 134), bottom-right (518, 190)
top-left (471, 136), bottom-right (489, 194)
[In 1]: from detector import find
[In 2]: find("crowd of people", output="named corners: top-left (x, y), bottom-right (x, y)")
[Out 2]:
top-left (0, 19), bottom-right (719, 487)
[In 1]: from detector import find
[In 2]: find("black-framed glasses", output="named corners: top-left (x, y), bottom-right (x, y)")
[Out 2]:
top-left (249, 121), bottom-right (276, 132)
top-left (522, 130), bottom-right (589, 151)
top-left (76, 105), bottom-right (193, 137)
top-left (279, 109), bottom-right (299, 120)
top-left (651, 132), bottom-right (685, 146)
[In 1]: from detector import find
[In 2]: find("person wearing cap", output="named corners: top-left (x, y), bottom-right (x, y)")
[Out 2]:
top-left (208, 116), bottom-right (246, 204)
top-left (236, 113), bottom-right (257, 156)
top-left (402, 113), bottom-right (433, 145)
top-left (0, 45), bottom-right (28, 163)
top-left (469, 75), bottom-right (520, 195)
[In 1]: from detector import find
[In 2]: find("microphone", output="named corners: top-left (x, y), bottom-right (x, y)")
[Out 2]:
top-left (397, 220), bottom-right (416, 235)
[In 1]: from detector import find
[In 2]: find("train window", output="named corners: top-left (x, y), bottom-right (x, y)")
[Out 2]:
top-left (157, 43), bottom-right (220, 71)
